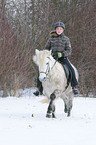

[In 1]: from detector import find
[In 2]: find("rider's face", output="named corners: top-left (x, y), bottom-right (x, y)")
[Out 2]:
top-left (56, 27), bottom-right (64, 35)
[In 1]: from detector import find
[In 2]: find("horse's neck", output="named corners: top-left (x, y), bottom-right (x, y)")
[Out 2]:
top-left (45, 55), bottom-right (67, 93)
top-left (49, 56), bottom-right (64, 74)
top-left (50, 56), bottom-right (56, 68)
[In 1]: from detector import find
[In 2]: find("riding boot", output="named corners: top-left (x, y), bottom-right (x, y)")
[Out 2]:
top-left (33, 90), bottom-right (40, 96)
top-left (72, 85), bottom-right (79, 95)
top-left (33, 77), bottom-right (43, 96)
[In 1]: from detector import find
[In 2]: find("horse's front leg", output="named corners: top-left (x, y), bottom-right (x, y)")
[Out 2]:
top-left (46, 93), bottom-right (56, 118)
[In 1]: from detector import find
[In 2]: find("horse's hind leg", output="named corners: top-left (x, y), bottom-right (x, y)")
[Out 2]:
top-left (46, 93), bottom-right (56, 118)
top-left (64, 102), bottom-right (72, 117)
top-left (64, 103), bottom-right (68, 113)
top-left (67, 94), bottom-right (73, 117)
top-left (52, 103), bottom-right (56, 118)
top-left (63, 94), bottom-right (73, 117)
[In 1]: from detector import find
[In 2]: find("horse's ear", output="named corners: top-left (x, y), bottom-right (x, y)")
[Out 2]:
top-left (49, 49), bottom-right (52, 54)
top-left (33, 49), bottom-right (39, 65)
top-left (35, 49), bottom-right (39, 55)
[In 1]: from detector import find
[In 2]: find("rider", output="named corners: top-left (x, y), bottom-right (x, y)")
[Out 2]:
top-left (34, 22), bottom-right (79, 95)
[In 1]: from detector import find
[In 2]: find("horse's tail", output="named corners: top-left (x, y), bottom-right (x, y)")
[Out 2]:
top-left (40, 97), bottom-right (49, 103)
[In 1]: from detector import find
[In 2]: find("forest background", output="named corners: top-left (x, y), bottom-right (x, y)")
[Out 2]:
top-left (0, 0), bottom-right (96, 97)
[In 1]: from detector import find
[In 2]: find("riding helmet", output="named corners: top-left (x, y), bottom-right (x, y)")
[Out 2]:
top-left (54, 22), bottom-right (65, 29)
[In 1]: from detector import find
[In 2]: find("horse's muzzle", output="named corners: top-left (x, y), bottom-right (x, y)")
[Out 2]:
top-left (39, 74), bottom-right (46, 81)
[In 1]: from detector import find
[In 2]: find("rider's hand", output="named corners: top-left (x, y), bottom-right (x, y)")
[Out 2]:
top-left (57, 52), bottom-right (62, 58)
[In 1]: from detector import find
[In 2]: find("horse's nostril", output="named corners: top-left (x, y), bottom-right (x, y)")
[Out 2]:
top-left (43, 77), bottom-right (46, 80)
top-left (39, 76), bottom-right (46, 81)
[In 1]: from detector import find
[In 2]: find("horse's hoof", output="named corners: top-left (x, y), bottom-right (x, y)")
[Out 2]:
top-left (46, 114), bottom-right (52, 118)
top-left (67, 111), bottom-right (71, 117)
top-left (64, 108), bottom-right (67, 113)
top-left (52, 113), bottom-right (56, 118)
top-left (64, 104), bottom-right (68, 113)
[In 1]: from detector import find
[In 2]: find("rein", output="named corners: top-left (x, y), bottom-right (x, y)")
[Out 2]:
top-left (40, 57), bottom-right (57, 80)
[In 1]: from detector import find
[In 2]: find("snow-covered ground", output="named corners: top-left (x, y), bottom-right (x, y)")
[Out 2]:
top-left (0, 88), bottom-right (96, 145)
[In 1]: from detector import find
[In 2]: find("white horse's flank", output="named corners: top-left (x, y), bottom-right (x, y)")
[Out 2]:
top-left (33, 49), bottom-right (78, 117)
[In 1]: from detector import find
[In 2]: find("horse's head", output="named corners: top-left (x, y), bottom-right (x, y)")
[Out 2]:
top-left (33, 49), bottom-right (52, 81)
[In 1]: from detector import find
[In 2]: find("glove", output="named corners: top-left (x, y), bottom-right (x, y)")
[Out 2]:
top-left (51, 51), bottom-right (64, 60)
top-left (57, 52), bottom-right (62, 58)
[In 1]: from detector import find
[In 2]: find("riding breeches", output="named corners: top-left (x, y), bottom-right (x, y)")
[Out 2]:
top-left (58, 57), bottom-right (78, 88)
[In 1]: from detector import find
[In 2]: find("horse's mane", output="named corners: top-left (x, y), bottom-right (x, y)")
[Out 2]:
top-left (33, 49), bottom-right (52, 66)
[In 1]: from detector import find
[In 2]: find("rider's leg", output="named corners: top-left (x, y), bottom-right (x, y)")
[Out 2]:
top-left (33, 77), bottom-right (43, 96)
top-left (58, 57), bottom-right (79, 94)
top-left (37, 77), bottom-right (43, 94)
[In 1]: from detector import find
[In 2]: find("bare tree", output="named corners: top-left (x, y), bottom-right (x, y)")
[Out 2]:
top-left (0, 0), bottom-right (96, 96)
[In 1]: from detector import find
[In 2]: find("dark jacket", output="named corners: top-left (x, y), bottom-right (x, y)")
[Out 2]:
top-left (44, 30), bottom-right (72, 57)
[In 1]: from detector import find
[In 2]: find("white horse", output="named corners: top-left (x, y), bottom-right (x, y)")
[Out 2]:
top-left (33, 49), bottom-right (78, 118)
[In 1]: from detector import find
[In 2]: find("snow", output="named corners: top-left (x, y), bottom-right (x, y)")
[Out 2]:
top-left (0, 88), bottom-right (96, 145)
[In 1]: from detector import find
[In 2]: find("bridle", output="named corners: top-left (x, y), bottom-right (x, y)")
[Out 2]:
top-left (39, 57), bottom-right (57, 80)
